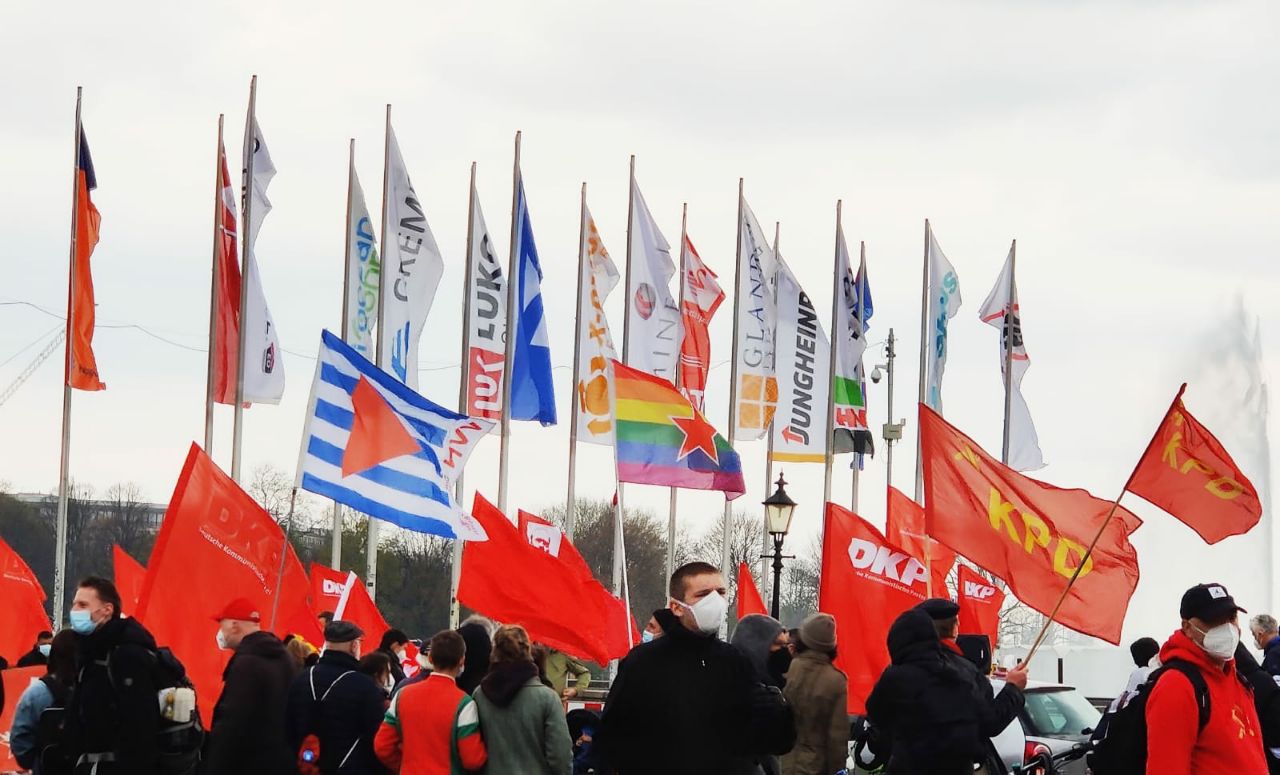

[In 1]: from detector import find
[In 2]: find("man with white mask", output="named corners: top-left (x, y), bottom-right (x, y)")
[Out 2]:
top-left (596, 561), bottom-right (764, 774)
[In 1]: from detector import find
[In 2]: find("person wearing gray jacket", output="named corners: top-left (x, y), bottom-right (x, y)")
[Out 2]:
top-left (473, 624), bottom-right (572, 774)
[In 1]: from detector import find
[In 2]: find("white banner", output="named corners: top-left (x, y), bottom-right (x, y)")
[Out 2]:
top-left (241, 117), bottom-right (284, 403)
top-left (344, 168), bottom-right (379, 358)
top-left (464, 184), bottom-right (506, 422)
top-left (978, 246), bottom-right (1045, 471)
top-left (733, 199), bottom-right (778, 440)
top-left (924, 227), bottom-right (961, 412)
top-left (625, 178), bottom-right (681, 380)
top-left (770, 256), bottom-right (831, 463)
top-left (575, 205), bottom-right (620, 445)
top-left (832, 228), bottom-right (871, 452)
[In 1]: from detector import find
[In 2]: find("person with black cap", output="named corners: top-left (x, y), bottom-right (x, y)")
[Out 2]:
top-left (286, 620), bottom-right (391, 775)
top-left (1145, 583), bottom-right (1268, 774)
top-left (204, 598), bottom-right (296, 774)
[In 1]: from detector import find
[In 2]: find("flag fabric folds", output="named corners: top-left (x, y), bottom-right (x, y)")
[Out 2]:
top-left (978, 246), bottom-right (1044, 470)
top-left (509, 176), bottom-right (557, 425)
top-left (733, 199), bottom-right (779, 439)
top-left (310, 563), bottom-right (389, 645)
top-left (575, 205), bottom-right (621, 445)
top-left (240, 117), bottom-right (285, 403)
top-left (819, 502), bottom-right (929, 714)
top-left (212, 143), bottom-right (241, 405)
top-left (344, 168), bottom-right (380, 358)
top-left (464, 184), bottom-right (506, 421)
top-left (379, 125), bottom-right (445, 389)
top-left (923, 226), bottom-right (961, 411)
top-left (735, 561), bottom-right (768, 620)
top-left (1127, 385), bottom-right (1262, 544)
top-left (833, 231), bottom-right (875, 455)
top-left (0, 536), bottom-right (52, 665)
top-left (136, 444), bottom-right (321, 720)
top-left (626, 178), bottom-right (682, 381)
top-left (956, 565), bottom-right (1005, 649)
top-left (112, 544), bottom-right (147, 613)
top-left (678, 235), bottom-right (724, 412)
top-left (885, 486), bottom-right (955, 595)
top-left (69, 129), bottom-right (105, 391)
top-left (771, 255), bottom-right (831, 464)
top-left (297, 331), bottom-right (493, 540)
top-left (611, 359), bottom-right (746, 499)
top-left (919, 404), bottom-right (1141, 644)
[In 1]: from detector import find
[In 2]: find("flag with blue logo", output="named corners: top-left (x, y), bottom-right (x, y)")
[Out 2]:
top-left (833, 226), bottom-right (875, 458)
top-left (509, 176), bottom-right (557, 425)
top-left (296, 331), bottom-right (493, 540)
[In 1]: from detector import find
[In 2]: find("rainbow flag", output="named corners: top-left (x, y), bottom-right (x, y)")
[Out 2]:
top-left (611, 360), bottom-right (745, 499)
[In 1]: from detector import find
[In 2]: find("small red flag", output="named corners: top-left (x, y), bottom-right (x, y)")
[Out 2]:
top-left (956, 565), bottom-right (1005, 649)
top-left (68, 130), bottom-right (104, 391)
top-left (885, 486), bottom-right (955, 595)
top-left (310, 564), bottom-right (389, 647)
top-left (736, 561), bottom-right (768, 620)
top-left (0, 537), bottom-right (51, 665)
top-left (1128, 385), bottom-right (1262, 544)
top-left (212, 143), bottom-right (241, 405)
top-left (111, 544), bottom-right (147, 613)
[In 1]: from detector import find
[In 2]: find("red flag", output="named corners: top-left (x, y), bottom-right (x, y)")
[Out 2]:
top-left (819, 502), bottom-right (929, 714)
top-left (678, 235), bottom-right (725, 411)
top-left (1128, 385), bottom-right (1262, 544)
top-left (736, 561), bottom-right (768, 620)
top-left (135, 444), bottom-right (322, 720)
top-left (885, 486), bottom-right (955, 594)
top-left (309, 564), bottom-right (389, 647)
top-left (112, 545), bottom-right (147, 613)
top-left (68, 129), bottom-right (104, 391)
top-left (212, 143), bottom-right (241, 404)
top-left (1, 666), bottom-right (45, 771)
top-left (920, 405), bottom-right (1141, 644)
top-left (0, 537), bottom-right (52, 665)
top-left (956, 565), bottom-right (1005, 649)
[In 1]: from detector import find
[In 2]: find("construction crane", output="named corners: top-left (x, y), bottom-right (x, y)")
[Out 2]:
top-left (0, 329), bottom-right (66, 407)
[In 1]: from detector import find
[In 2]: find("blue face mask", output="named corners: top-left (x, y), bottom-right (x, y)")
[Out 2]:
top-left (641, 630), bottom-right (655, 644)
top-left (69, 609), bottom-right (98, 635)
top-left (38, 643), bottom-right (51, 657)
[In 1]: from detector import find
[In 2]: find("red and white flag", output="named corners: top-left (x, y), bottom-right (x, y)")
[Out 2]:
top-left (956, 565), bottom-right (1005, 649)
top-left (678, 235), bottom-right (724, 411)
top-left (212, 142), bottom-right (241, 404)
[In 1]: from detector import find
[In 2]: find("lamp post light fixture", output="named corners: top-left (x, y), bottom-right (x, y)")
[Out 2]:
top-left (762, 473), bottom-right (797, 619)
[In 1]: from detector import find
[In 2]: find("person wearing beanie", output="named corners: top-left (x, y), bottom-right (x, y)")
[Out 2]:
top-left (781, 613), bottom-right (848, 775)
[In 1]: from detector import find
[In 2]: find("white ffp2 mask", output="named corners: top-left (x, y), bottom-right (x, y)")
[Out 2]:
top-left (676, 591), bottom-right (728, 635)
top-left (1196, 622), bottom-right (1240, 660)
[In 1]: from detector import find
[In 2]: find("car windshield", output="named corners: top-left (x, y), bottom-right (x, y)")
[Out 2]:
top-left (1022, 688), bottom-right (1101, 737)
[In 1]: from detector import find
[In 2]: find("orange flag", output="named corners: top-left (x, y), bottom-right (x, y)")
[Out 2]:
top-left (0, 537), bottom-right (52, 665)
top-left (920, 404), bottom-right (1141, 644)
top-left (956, 565), bottom-right (1005, 649)
top-left (886, 486), bottom-right (955, 594)
top-left (1128, 384), bottom-right (1262, 544)
top-left (736, 561), bottom-right (768, 620)
top-left (111, 544), bottom-right (147, 613)
top-left (68, 129), bottom-right (105, 391)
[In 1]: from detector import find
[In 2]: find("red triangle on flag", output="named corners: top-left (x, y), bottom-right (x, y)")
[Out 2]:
top-left (342, 376), bottom-right (421, 477)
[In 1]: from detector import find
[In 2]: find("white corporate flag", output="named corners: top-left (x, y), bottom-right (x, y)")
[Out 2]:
top-left (625, 178), bottom-right (681, 380)
top-left (770, 255), bottom-right (831, 463)
top-left (978, 246), bottom-right (1045, 471)
top-left (733, 199), bottom-right (778, 439)
top-left (240, 117), bottom-right (285, 403)
top-left (344, 168), bottom-right (380, 358)
top-left (923, 226), bottom-right (962, 412)
top-left (463, 184), bottom-right (506, 423)
top-left (575, 205), bottom-right (620, 445)
top-left (380, 126), bottom-right (445, 389)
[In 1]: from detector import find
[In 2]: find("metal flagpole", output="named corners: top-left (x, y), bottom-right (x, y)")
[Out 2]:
top-left (1001, 240), bottom-right (1017, 465)
top-left (761, 222), bottom-right (779, 600)
top-left (566, 182), bottom-right (588, 540)
top-left (450, 162), bottom-right (479, 628)
top-left (332, 138), bottom-right (357, 570)
top-left (369, 104), bottom-right (392, 599)
top-left (666, 202), bottom-right (689, 581)
top-left (231, 75), bottom-right (258, 484)
top-left (53, 86), bottom-right (83, 628)
top-left (884, 327), bottom-right (897, 491)
top-left (721, 179), bottom-right (745, 636)
top-left (852, 240), bottom-right (867, 513)
top-left (204, 115), bottom-right (225, 458)
top-left (615, 155), bottom-right (637, 598)
top-left (497, 132), bottom-right (522, 515)
top-left (269, 488), bottom-right (299, 632)
top-left (914, 219), bottom-right (930, 502)
top-left (823, 201), bottom-right (841, 507)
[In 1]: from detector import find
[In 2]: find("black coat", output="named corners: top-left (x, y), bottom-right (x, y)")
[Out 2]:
top-left (596, 610), bottom-right (757, 775)
top-left (65, 616), bottom-right (161, 773)
top-left (941, 641), bottom-right (1024, 736)
top-left (374, 647), bottom-right (406, 686)
top-left (865, 610), bottom-right (991, 775)
top-left (286, 650), bottom-right (388, 775)
top-left (1235, 644), bottom-right (1280, 775)
top-left (1263, 637), bottom-right (1280, 677)
top-left (203, 631), bottom-right (297, 775)
top-left (17, 647), bottom-right (48, 668)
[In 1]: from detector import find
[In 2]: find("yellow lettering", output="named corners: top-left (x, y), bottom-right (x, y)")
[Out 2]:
top-left (1020, 511), bottom-right (1051, 555)
top-left (1206, 477), bottom-right (1245, 500)
top-left (955, 445), bottom-right (981, 470)
top-left (1180, 457), bottom-right (1214, 477)
top-left (1162, 431), bottom-right (1183, 469)
top-left (1053, 538), bottom-right (1094, 579)
top-left (987, 488), bottom-right (1019, 543)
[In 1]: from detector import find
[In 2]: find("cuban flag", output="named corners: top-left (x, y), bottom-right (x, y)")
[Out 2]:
top-left (509, 175), bottom-right (557, 425)
top-left (296, 331), bottom-right (493, 540)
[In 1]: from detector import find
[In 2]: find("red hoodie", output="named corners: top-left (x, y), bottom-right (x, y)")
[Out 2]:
top-left (1146, 629), bottom-right (1268, 775)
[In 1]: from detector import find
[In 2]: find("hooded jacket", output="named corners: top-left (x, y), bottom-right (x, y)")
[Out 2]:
top-left (65, 616), bottom-right (161, 772)
top-left (473, 661), bottom-right (573, 774)
top-left (286, 649), bottom-right (390, 775)
top-left (733, 614), bottom-right (786, 687)
top-left (940, 638), bottom-right (1024, 736)
top-left (203, 630), bottom-right (297, 775)
top-left (865, 610), bottom-right (988, 775)
top-left (1146, 630), bottom-right (1268, 775)
top-left (781, 649), bottom-right (848, 775)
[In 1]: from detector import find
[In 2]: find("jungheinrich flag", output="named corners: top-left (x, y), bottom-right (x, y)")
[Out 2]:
top-left (69, 129), bottom-right (105, 391)
top-left (212, 143), bottom-right (241, 405)
top-left (575, 205), bottom-right (620, 445)
top-left (678, 235), bottom-right (724, 412)
top-left (240, 117), bottom-right (285, 403)
top-left (920, 404), bottom-right (1142, 644)
top-left (978, 246), bottom-right (1044, 470)
top-left (611, 359), bottom-right (745, 498)
top-left (379, 126), bottom-right (445, 389)
top-left (771, 256), bottom-right (831, 464)
top-left (344, 168), bottom-right (380, 359)
top-left (464, 184), bottom-right (506, 422)
top-left (509, 176), bottom-right (557, 425)
top-left (833, 228), bottom-right (875, 455)
top-left (0, 536), bottom-right (52, 667)
top-left (112, 544), bottom-right (147, 612)
top-left (885, 486), bottom-right (954, 595)
top-left (1127, 385), bottom-right (1262, 544)
top-left (626, 178), bottom-right (682, 381)
top-left (733, 199), bottom-right (778, 439)
top-left (956, 565), bottom-right (1005, 649)
top-left (296, 331), bottom-right (493, 540)
top-left (923, 226), bottom-right (961, 411)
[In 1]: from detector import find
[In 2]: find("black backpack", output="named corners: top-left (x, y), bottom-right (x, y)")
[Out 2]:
top-left (1088, 659), bottom-right (1211, 775)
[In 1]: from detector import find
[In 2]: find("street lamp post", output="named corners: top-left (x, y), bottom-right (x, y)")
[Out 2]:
top-left (762, 473), bottom-right (797, 620)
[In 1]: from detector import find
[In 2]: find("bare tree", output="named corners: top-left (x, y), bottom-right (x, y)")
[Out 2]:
top-left (94, 483), bottom-right (155, 558)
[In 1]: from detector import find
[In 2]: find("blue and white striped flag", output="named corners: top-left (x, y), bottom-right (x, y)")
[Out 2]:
top-left (296, 331), bottom-right (492, 540)
top-left (510, 176), bottom-right (557, 425)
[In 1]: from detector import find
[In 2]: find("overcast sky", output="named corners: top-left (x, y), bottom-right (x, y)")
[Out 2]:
top-left (2, 0), bottom-right (1278, 647)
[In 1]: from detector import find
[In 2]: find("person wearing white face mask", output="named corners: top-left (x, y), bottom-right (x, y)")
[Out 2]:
top-left (17, 630), bottom-right (54, 667)
top-left (1145, 582), bottom-right (1269, 775)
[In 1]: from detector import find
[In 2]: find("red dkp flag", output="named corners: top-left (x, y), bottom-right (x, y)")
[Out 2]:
top-left (956, 565), bottom-right (1005, 649)
top-left (310, 564), bottom-right (389, 648)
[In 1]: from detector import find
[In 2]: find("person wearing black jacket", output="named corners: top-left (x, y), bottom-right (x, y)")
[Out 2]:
top-left (375, 629), bottom-right (409, 687)
top-left (596, 562), bottom-right (760, 775)
top-left (203, 599), bottom-right (296, 774)
top-left (16, 631), bottom-right (53, 667)
top-left (1251, 615), bottom-right (1280, 677)
top-left (63, 576), bottom-right (161, 774)
top-left (1235, 642), bottom-right (1280, 775)
top-left (286, 621), bottom-right (389, 775)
